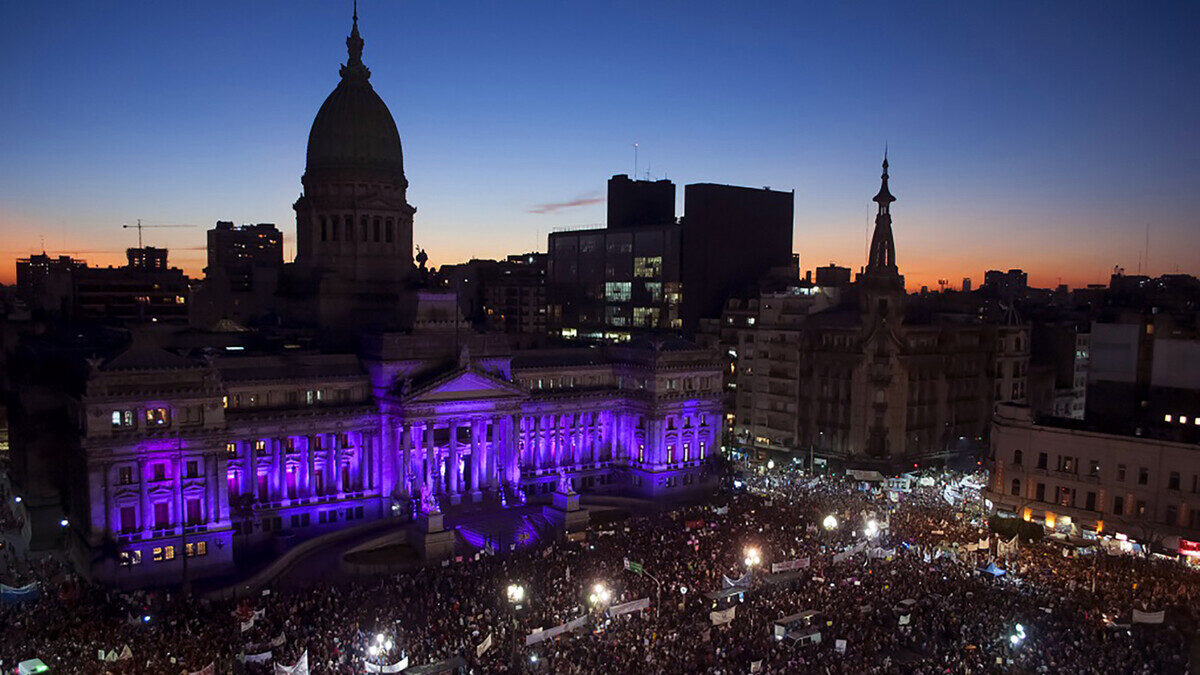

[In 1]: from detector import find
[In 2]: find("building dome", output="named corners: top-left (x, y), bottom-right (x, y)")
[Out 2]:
top-left (303, 11), bottom-right (404, 182)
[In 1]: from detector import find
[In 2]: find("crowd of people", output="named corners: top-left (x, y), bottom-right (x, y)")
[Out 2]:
top-left (0, 464), bottom-right (1197, 674)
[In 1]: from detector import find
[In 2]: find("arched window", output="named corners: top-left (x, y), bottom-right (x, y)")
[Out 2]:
top-left (373, 217), bottom-right (381, 242)
top-left (1010, 478), bottom-right (1021, 496)
top-left (320, 217), bottom-right (328, 242)
top-left (1012, 449), bottom-right (1023, 466)
top-left (361, 216), bottom-right (368, 241)
top-left (385, 219), bottom-right (394, 243)
top-left (331, 215), bottom-right (339, 241)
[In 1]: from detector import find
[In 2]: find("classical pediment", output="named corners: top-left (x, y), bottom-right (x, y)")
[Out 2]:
top-left (403, 367), bottom-right (526, 403)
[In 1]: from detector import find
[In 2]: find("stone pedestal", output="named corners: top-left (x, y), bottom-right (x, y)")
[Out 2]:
top-left (412, 511), bottom-right (455, 561)
top-left (449, 493), bottom-right (462, 507)
top-left (543, 490), bottom-right (589, 533)
top-left (470, 490), bottom-right (483, 504)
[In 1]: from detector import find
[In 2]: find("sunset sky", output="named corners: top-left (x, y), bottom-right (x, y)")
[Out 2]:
top-left (1, 1), bottom-right (1197, 290)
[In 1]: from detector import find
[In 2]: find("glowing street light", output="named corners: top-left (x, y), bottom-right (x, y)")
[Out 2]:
top-left (767, 460), bottom-right (775, 470)
top-left (588, 583), bottom-right (612, 606)
top-left (507, 583), bottom-right (526, 604)
top-left (864, 519), bottom-right (879, 538)
top-left (823, 515), bottom-right (838, 531)
top-left (743, 546), bottom-right (761, 568)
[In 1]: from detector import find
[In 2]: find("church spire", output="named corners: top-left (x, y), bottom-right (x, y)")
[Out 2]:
top-left (866, 153), bottom-right (898, 274)
top-left (340, 0), bottom-right (370, 81)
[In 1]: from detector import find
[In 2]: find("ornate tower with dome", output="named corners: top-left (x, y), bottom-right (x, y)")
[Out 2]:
top-left (282, 7), bottom-right (417, 337)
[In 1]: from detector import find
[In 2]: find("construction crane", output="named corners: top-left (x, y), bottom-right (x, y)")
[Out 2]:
top-left (122, 219), bottom-right (195, 248)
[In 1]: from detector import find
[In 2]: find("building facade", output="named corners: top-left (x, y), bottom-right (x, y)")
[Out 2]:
top-left (986, 403), bottom-right (1200, 553)
top-left (39, 327), bottom-right (720, 587)
top-left (720, 159), bottom-right (1027, 470)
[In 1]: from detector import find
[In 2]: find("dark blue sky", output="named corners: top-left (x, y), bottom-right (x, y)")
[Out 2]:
top-left (2, 1), bottom-right (1197, 288)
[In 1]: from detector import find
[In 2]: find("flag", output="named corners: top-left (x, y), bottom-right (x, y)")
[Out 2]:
top-left (118, 645), bottom-right (133, 661)
top-left (750, 660), bottom-right (763, 673)
top-left (189, 663), bottom-right (216, 675)
top-left (710, 606), bottom-right (736, 626)
top-left (275, 649), bottom-right (309, 674)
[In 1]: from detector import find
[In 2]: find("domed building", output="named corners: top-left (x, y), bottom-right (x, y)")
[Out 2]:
top-left (282, 8), bottom-right (418, 338)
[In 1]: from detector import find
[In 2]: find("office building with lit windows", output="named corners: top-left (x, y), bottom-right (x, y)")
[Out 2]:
top-left (548, 176), bottom-right (793, 341)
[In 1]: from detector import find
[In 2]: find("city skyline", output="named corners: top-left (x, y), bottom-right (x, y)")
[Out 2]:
top-left (2, 1), bottom-right (1198, 289)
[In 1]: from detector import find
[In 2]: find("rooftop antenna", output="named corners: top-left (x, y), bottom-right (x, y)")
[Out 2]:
top-left (633, 143), bottom-right (638, 179)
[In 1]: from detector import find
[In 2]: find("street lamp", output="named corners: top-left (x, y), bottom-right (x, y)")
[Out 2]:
top-left (823, 515), bottom-right (838, 531)
top-left (588, 583), bottom-right (611, 606)
top-left (864, 519), bottom-right (879, 538)
top-left (507, 583), bottom-right (526, 606)
top-left (743, 546), bottom-right (761, 568)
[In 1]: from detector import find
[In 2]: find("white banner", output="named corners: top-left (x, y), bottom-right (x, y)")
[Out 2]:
top-left (274, 650), bottom-right (308, 675)
top-left (525, 615), bottom-right (588, 645)
top-left (750, 660), bottom-right (763, 673)
top-left (188, 663), bottom-right (215, 675)
top-left (608, 597), bottom-right (651, 617)
top-left (898, 614), bottom-right (911, 626)
top-left (118, 645), bottom-right (132, 661)
top-left (835, 639), bottom-right (847, 653)
top-left (476, 633), bottom-right (493, 658)
top-left (1132, 609), bottom-right (1165, 624)
top-left (240, 651), bottom-right (272, 664)
top-left (364, 656), bottom-right (408, 673)
top-left (770, 558), bottom-right (810, 573)
top-left (710, 606), bottom-right (736, 626)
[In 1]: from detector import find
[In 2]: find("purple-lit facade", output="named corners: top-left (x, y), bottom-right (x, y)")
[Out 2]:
top-left (65, 334), bottom-right (721, 587)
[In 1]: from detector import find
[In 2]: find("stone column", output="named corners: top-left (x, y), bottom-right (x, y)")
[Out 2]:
top-left (424, 423), bottom-right (436, 495)
top-left (172, 455), bottom-right (183, 528)
top-left (206, 454), bottom-right (217, 523)
top-left (508, 415), bottom-right (521, 483)
top-left (247, 440), bottom-right (257, 499)
top-left (470, 419), bottom-right (482, 494)
top-left (379, 421), bottom-right (392, 497)
top-left (215, 452), bottom-right (229, 524)
top-left (399, 422), bottom-right (411, 497)
top-left (138, 459), bottom-right (149, 532)
top-left (276, 438), bottom-right (286, 502)
top-left (305, 436), bottom-right (316, 498)
top-left (448, 420), bottom-right (462, 502)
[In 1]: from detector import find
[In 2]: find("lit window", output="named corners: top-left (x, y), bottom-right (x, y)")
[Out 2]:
top-left (222, 395), bottom-right (228, 408)
top-left (145, 408), bottom-right (169, 427)
top-left (163, 546), bottom-right (175, 560)
top-left (254, 440), bottom-right (267, 455)
top-left (119, 550), bottom-right (142, 566)
top-left (226, 442), bottom-right (237, 459)
top-left (111, 410), bottom-right (135, 428)
top-left (152, 547), bottom-right (163, 562)
top-left (1165, 414), bottom-right (1173, 423)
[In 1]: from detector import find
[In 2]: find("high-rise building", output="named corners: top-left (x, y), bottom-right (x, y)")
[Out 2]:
top-left (191, 222), bottom-right (285, 327)
top-left (984, 269), bottom-right (1028, 299)
top-left (607, 174), bottom-right (675, 230)
top-left (680, 183), bottom-right (793, 334)
top-left (815, 264), bottom-right (851, 287)
top-left (962, 277), bottom-right (972, 293)
top-left (15, 253), bottom-right (87, 314)
top-left (548, 176), bottom-right (793, 341)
